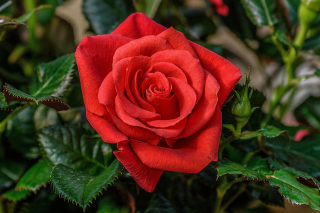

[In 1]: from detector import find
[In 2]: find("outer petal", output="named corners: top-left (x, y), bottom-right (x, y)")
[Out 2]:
top-left (111, 12), bottom-right (166, 39)
top-left (86, 110), bottom-right (127, 143)
top-left (130, 108), bottom-right (222, 173)
top-left (114, 142), bottom-right (163, 192)
top-left (190, 42), bottom-right (242, 107)
top-left (75, 35), bottom-right (133, 116)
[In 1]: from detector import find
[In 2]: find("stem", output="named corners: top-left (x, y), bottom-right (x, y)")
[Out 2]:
top-left (218, 135), bottom-right (236, 160)
top-left (0, 104), bottom-right (29, 133)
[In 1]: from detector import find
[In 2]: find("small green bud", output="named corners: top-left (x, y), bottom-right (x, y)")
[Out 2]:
top-left (299, 1), bottom-right (320, 26)
top-left (232, 74), bottom-right (251, 125)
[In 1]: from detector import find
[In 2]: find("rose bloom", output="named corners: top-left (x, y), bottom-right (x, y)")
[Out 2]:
top-left (75, 13), bottom-right (241, 192)
top-left (209, 0), bottom-right (229, 16)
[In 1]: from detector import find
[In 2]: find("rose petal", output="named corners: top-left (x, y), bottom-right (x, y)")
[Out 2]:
top-left (151, 49), bottom-right (205, 103)
top-left (130, 108), bottom-right (222, 173)
top-left (175, 70), bottom-right (220, 138)
top-left (114, 142), bottom-right (163, 192)
top-left (114, 96), bottom-right (187, 138)
top-left (75, 35), bottom-right (133, 116)
top-left (146, 62), bottom-right (188, 84)
top-left (190, 41), bottom-right (242, 106)
top-left (113, 35), bottom-right (172, 65)
top-left (158, 27), bottom-right (198, 59)
top-left (86, 110), bottom-right (127, 143)
top-left (111, 12), bottom-right (166, 39)
top-left (112, 57), bottom-right (161, 120)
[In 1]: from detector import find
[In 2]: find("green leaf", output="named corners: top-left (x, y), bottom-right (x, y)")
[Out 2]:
top-left (144, 194), bottom-right (175, 213)
top-left (1, 189), bottom-right (31, 201)
top-left (0, 92), bottom-right (16, 110)
top-left (241, 0), bottom-right (278, 26)
top-left (83, 0), bottom-right (130, 35)
top-left (303, 34), bottom-right (320, 51)
top-left (136, 0), bottom-right (162, 18)
top-left (316, 69), bottom-right (320, 77)
top-left (51, 159), bottom-right (122, 209)
top-left (265, 136), bottom-right (320, 177)
top-left (217, 159), bottom-right (266, 180)
top-left (0, 160), bottom-right (25, 190)
top-left (283, 0), bottom-right (299, 26)
top-left (246, 157), bottom-right (273, 175)
top-left (30, 54), bottom-right (74, 98)
top-left (16, 159), bottom-right (52, 192)
top-left (247, 183), bottom-right (284, 207)
top-left (240, 131), bottom-right (261, 140)
top-left (259, 125), bottom-right (288, 138)
top-left (39, 126), bottom-right (109, 175)
top-left (268, 168), bottom-right (320, 210)
top-left (7, 105), bottom-right (41, 159)
top-left (222, 124), bottom-right (235, 133)
top-left (3, 84), bottom-right (70, 111)
top-left (34, 105), bottom-right (61, 131)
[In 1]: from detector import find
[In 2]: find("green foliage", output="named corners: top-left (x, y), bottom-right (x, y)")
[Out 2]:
top-left (97, 196), bottom-right (131, 213)
top-left (135, 0), bottom-right (162, 18)
top-left (82, 0), bottom-right (131, 35)
top-left (1, 189), bottom-right (31, 201)
top-left (247, 183), bottom-right (284, 207)
top-left (241, 0), bottom-right (278, 26)
top-left (39, 126), bottom-right (113, 175)
top-left (30, 54), bottom-right (75, 98)
top-left (217, 159), bottom-right (266, 180)
top-left (16, 158), bottom-right (52, 191)
top-left (0, 160), bottom-right (25, 191)
top-left (268, 168), bottom-right (320, 210)
top-left (246, 157), bottom-right (273, 175)
top-left (51, 159), bottom-right (122, 209)
top-left (294, 96), bottom-right (320, 128)
top-left (259, 125), bottom-right (288, 138)
top-left (265, 136), bottom-right (320, 177)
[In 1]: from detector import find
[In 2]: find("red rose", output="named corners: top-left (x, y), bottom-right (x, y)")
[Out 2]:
top-left (209, 0), bottom-right (229, 16)
top-left (75, 13), bottom-right (241, 192)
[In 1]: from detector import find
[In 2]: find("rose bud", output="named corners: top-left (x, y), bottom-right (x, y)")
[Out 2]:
top-left (75, 13), bottom-right (241, 192)
top-left (299, 0), bottom-right (320, 26)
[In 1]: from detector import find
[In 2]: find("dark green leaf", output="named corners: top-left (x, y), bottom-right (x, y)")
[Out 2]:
top-left (303, 34), bottom-right (320, 51)
top-left (247, 183), bottom-right (284, 207)
top-left (259, 125), bottom-right (288, 138)
top-left (34, 105), bottom-right (61, 131)
top-left (83, 0), bottom-right (130, 35)
top-left (217, 159), bottom-right (266, 180)
top-left (316, 69), bottom-right (320, 77)
top-left (30, 54), bottom-right (74, 98)
top-left (16, 5), bottom-right (52, 23)
top-left (222, 124), bottom-right (235, 133)
top-left (265, 136), bottom-right (320, 177)
top-left (7, 106), bottom-right (41, 159)
top-left (1, 189), bottom-right (31, 201)
top-left (241, 0), bottom-right (277, 26)
top-left (16, 159), bottom-right (52, 191)
top-left (246, 157), bottom-right (273, 175)
top-left (39, 126), bottom-right (109, 175)
top-left (283, 0), bottom-right (299, 26)
top-left (51, 159), bottom-right (122, 209)
top-left (268, 168), bottom-right (320, 210)
top-left (144, 194), bottom-right (175, 213)
top-left (3, 84), bottom-right (70, 111)
top-left (0, 160), bottom-right (25, 190)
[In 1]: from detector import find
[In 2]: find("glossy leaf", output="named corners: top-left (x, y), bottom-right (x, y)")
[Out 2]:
top-left (246, 157), bottom-right (273, 175)
top-left (34, 105), bottom-right (61, 131)
top-left (1, 188), bottom-right (31, 201)
top-left (217, 159), bottom-right (266, 180)
top-left (16, 159), bottom-right (52, 192)
top-left (7, 106), bottom-right (41, 159)
top-left (265, 136), bottom-right (320, 177)
top-left (51, 159), bottom-right (122, 209)
top-left (259, 125), bottom-right (288, 138)
top-left (268, 168), bottom-right (320, 210)
top-left (39, 126), bottom-right (109, 175)
top-left (0, 160), bottom-right (25, 190)
top-left (83, 0), bottom-right (130, 35)
top-left (30, 54), bottom-right (74, 98)
top-left (3, 83), bottom-right (70, 111)
top-left (247, 183), bottom-right (284, 207)
top-left (241, 0), bottom-right (277, 26)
